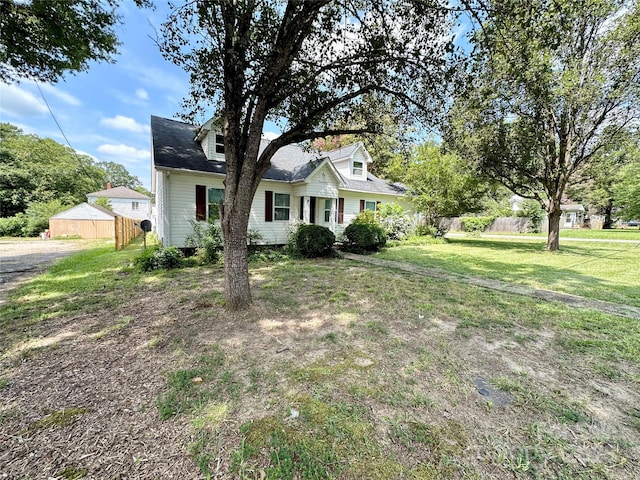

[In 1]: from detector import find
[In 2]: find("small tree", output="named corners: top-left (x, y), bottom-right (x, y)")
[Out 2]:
top-left (613, 162), bottom-right (640, 222)
top-left (92, 197), bottom-right (112, 210)
top-left (387, 141), bottom-right (489, 226)
top-left (23, 199), bottom-right (69, 236)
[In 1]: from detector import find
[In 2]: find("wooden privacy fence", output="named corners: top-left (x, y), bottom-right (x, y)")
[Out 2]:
top-left (440, 217), bottom-right (536, 233)
top-left (114, 216), bottom-right (142, 250)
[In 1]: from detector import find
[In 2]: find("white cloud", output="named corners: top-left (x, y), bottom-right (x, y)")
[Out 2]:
top-left (36, 82), bottom-right (82, 106)
top-left (0, 83), bottom-right (48, 118)
top-left (135, 88), bottom-right (149, 100)
top-left (97, 143), bottom-right (149, 164)
top-left (100, 115), bottom-right (150, 134)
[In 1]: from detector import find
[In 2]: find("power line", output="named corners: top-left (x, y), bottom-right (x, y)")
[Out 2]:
top-left (34, 80), bottom-right (100, 181)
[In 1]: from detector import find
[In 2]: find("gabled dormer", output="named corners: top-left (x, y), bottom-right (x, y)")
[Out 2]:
top-left (325, 142), bottom-right (372, 181)
top-left (195, 118), bottom-right (225, 161)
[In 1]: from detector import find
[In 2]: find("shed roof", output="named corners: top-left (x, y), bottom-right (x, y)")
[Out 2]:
top-left (51, 203), bottom-right (116, 221)
top-left (87, 186), bottom-right (150, 200)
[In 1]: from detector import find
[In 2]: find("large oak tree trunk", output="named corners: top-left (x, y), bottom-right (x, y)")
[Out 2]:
top-left (546, 201), bottom-right (562, 251)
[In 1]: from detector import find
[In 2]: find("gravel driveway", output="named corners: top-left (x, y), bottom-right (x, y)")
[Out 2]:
top-left (0, 239), bottom-right (91, 305)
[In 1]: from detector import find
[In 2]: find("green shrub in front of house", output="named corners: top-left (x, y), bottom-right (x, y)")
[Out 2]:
top-left (185, 219), bottom-right (223, 264)
top-left (377, 202), bottom-right (415, 240)
top-left (135, 245), bottom-right (185, 271)
top-left (295, 223), bottom-right (336, 258)
top-left (343, 210), bottom-right (387, 253)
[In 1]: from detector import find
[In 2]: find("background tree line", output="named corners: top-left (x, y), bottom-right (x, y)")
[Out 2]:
top-left (0, 123), bottom-right (147, 236)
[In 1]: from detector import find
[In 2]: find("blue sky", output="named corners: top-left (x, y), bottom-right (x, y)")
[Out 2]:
top-left (0, 1), bottom-right (206, 190)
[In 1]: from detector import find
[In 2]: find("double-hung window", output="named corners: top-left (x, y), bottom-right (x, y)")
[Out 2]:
top-left (196, 185), bottom-right (224, 221)
top-left (215, 134), bottom-right (225, 154)
top-left (208, 188), bottom-right (224, 220)
top-left (352, 160), bottom-right (363, 176)
top-left (274, 193), bottom-right (290, 221)
top-left (265, 191), bottom-right (290, 221)
top-left (131, 201), bottom-right (139, 210)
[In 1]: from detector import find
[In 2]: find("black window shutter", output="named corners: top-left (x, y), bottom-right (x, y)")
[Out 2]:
top-left (359, 199), bottom-right (365, 212)
top-left (196, 185), bottom-right (206, 221)
top-left (338, 198), bottom-right (344, 224)
top-left (265, 191), bottom-right (273, 222)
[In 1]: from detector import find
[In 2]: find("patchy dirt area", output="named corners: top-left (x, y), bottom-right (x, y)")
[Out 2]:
top-left (1, 256), bottom-right (639, 479)
top-left (0, 239), bottom-right (94, 305)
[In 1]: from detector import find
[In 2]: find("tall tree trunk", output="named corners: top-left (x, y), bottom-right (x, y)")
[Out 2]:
top-left (222, 206), bottom-right (251, 310)
top-left (602, 199), bottom-right (614, 229)
top-left (546, 200), bottom-right (562, 251)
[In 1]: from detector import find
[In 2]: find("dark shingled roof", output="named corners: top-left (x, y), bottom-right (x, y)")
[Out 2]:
top-left (151, 115), bottom-right (406, 195)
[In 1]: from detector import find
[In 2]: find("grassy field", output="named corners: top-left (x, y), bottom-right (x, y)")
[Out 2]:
top-left (1, 240), bottom-right (639, 479)
top-left (379, 236), bottom-right (640, 307)
top-left (452, 228), bottom-right (640, 241)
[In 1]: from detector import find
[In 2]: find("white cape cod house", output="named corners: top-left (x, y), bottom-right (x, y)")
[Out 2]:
top-left (151, 116), bottom-right (408, 247)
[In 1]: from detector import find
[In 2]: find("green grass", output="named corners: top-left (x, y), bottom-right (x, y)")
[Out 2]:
top-left (377, 236), bottom-right (640, 307)
top-left (452, 227), bottom-right (640, 241)
top-left (2, 241), bottom-right (640, 478)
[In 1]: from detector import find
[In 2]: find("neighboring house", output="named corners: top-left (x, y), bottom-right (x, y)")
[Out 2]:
top-left (49, 203), bottom-right (116, 239)
top-left (510, 195), bottom-right (586, 229)
top-left (87, 185), bottom-right (151, 220)
top-left (151, 116), bottom-right (409, 247)
top-left (560, 204), bottom-right (586, 228)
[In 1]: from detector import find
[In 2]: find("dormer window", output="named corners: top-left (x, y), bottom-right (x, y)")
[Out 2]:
top-left (352, 160), bottom-right (363, 176)
top-left (215, 134), bottom-right (225, 154)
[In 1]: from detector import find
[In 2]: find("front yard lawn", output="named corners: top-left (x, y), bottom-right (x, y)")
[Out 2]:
top-left (379, 236), bottom-right (640, 307)
top-left (1, 241), bottom-right (639, 478)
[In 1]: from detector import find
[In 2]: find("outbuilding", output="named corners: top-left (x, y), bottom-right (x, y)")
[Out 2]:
top-left (49, 203), bottom-right (116, 239)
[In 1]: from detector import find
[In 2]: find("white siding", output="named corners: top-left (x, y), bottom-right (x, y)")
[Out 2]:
top-left (250, 183), bottom-right (295, 245)
top-left (292, 165), bottom-right (339, 198)
top-left (166, 172), bottom-right (226, 247)
top-left (87, 196), bottom-right (151, 220)
top-left (154, 170), bottom-right (167, 243)
top-left (332, 148), bottom-right (368, 180)
top-left (335, 191), bottom-right (409, 237)
top-left (160, 169), bottom-right (409, 247)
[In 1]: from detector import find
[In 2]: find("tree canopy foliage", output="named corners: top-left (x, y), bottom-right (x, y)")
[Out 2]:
top-left (450, 0), bottom-right (640, 250)
top-left (0, 0), bottom-right (151, 83)
top-left (613, 158), bottom-right (640, 221)
top-left (159, 0), bottom-right (457, 309)
top-left (96, 160), bottom-right (147, 193)
top-left (386, 141), bottom-right (490, 225)
top-left (0, 123), bottom-right (144, 219)
top-left (567, 129), bottom-right (640, 227)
